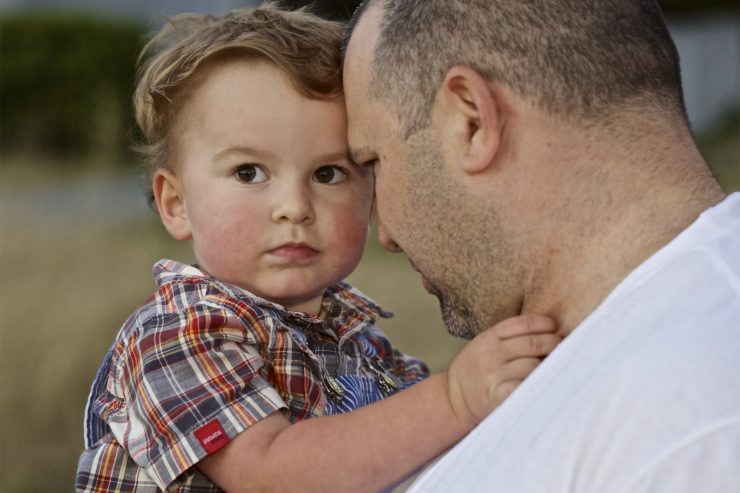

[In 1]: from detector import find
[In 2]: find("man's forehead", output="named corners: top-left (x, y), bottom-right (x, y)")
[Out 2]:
top-left (343, 2), bottom-right (383, 79)
top-left (343, 3), bottom-right (388, 162)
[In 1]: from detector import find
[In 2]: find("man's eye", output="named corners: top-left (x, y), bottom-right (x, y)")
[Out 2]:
top-left (235, 165), bottom-right (268, 183)
top-left (314, 166), bottom-right (347, 184)
top-left (364, 160), bottom-right (378, 178)
top-left (361, 159), bottom-right (378, 176)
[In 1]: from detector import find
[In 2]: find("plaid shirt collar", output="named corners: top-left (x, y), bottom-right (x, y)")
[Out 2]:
top-left (154, 259), bottom-right (392, 327)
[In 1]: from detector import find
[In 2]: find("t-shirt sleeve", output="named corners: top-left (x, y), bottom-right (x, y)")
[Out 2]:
top-left (105, 299), bottom-right (287, 490)
top-left (619, 420), bottom-right (740, 493)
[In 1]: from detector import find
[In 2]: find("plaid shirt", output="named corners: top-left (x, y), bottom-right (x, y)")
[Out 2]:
top-left (76, 260), bottom-right (429, 492)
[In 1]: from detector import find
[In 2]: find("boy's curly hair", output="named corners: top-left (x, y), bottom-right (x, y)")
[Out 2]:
top-left (133, 3), bottom-right (344, 206)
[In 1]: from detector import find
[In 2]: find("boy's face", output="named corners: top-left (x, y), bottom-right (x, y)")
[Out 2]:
top-left (162, 60), bottom-right (373, 313)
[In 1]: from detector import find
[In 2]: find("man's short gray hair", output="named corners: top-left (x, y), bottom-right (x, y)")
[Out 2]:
top-left (343, 0), bottom-right (687, 138)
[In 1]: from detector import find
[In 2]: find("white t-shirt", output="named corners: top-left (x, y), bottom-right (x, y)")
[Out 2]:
top-left (407, 193), bottom-right (740, 493)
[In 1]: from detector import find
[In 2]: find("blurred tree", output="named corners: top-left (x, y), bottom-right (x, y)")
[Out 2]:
top-left (0, 15), bottom-right (144, 162)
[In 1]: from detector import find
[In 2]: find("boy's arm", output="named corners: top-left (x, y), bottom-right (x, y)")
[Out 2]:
top-left (201, 373), bottom-right (468, 493)
top-left (198, 314), bottom-right (559, 493)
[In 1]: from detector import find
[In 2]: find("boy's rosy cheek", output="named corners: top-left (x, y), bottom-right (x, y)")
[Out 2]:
top-left (193, 214), bottom-right (262, 261)
top-left (333, 212), bottom-right (370, 251)
top-left (206, 215), bottom-right (259, 245)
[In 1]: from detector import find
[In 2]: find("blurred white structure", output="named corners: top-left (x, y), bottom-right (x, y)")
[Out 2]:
top-left (669, 13), bottom-right (739, 133)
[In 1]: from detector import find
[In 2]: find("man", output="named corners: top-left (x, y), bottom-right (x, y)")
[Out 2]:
top-left (342, 1), bottom-right (740, 491)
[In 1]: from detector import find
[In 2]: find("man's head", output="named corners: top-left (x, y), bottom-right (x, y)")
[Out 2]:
top-left (342, 0), bottom-right (691, 337)
top-left (344, 0), bottom-right (686, 138)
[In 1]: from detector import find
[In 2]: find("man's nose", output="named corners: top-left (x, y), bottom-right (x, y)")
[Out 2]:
top-left (272, 185), bottom-right (315, 224)
top-left (377, 220), bottom-right (403, 252)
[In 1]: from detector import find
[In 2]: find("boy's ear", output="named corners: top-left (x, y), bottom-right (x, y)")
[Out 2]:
top-left (435, 66), bottom-right (503, 175)
top-left (152, 168), bottom-right (192, 241)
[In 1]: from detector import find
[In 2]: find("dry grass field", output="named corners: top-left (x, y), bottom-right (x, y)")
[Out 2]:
top-left (0, 120), bottom-right (736, 491)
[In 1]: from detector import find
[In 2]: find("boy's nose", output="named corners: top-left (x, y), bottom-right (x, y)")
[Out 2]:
top-left (272, 188), bottom-right (315, 225)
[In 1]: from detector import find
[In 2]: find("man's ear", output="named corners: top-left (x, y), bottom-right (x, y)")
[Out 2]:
top-left (436, 66), bottom-right (503, 175)
top-left (152, 168), bottom-right (192, 241)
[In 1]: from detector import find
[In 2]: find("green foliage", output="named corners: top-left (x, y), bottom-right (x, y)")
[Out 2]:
top-left (699, 110), bottom-right (740, 193)
top-left (0, 14), bottom-right (145, 161)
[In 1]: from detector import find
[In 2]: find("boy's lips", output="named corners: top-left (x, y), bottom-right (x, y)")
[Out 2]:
top-left (269, 242), bottom-right (320, 260)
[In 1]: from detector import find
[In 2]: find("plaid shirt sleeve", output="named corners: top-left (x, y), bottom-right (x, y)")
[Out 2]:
top-left (76, 435), bottom-right (222, 493)
top-left (95, 297), bottom-right (287, 490)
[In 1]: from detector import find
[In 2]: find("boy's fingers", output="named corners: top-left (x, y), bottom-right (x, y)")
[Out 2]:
top-left (491, 314), bottom-right (557, 339)
top-left (497, 357), bottom-right (542, 382)
top-left (499, 333), bottom-right (561, 360)
top-left (492, 379), bottom-right (522, 404)
top-left (491, 358), bottom-right (543, 403)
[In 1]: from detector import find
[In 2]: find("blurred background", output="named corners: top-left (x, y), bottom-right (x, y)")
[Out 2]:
top-left (0, 0), bottom-right (737, 490)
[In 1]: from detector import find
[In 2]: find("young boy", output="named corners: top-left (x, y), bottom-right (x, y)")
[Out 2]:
top-left (76, 5), bottom-right (560, 492)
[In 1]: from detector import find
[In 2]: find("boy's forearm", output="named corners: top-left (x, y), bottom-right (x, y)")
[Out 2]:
top-left (204, 372), bottom-right (474, 493)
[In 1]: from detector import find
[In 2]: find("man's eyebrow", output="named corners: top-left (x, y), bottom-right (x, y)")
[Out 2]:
top-left (349, 146), bottom-right (375, 165)
top-left (314, 151), bottom-right (352, 164)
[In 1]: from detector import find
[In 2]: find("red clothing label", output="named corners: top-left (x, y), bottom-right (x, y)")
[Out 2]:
top-left (195, 419), bottom-right (230, 454)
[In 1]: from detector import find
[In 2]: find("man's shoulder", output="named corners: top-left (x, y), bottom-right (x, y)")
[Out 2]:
top-left (405, 195), bottom-right (740, 493)
top-left (580, 234), bottom-right (740, 403)
top-left (583, 192), bottom-right (740, 352)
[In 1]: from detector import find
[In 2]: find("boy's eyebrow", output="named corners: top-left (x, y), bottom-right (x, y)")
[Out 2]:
top-left (214, 147), bottom-right (351, 165)
top-left (213, 145), bottom-right (275, 163)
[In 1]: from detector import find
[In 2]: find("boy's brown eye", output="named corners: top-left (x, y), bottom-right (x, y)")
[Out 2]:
top-left (314, 166), bottom-right (346, 184)
top-left (235, 165), bottom-right (267, 183)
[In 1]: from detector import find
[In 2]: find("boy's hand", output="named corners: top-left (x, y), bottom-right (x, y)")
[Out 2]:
top-left (445, 314), bottom-right (560, 427)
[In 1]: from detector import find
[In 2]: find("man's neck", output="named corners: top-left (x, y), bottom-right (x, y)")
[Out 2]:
top-left (517, 122), bottom-right (725, 336)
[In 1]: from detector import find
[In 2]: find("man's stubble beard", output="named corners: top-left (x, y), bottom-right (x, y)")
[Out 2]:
top-left (402, 130), bottom-right (523, 340)
top-left (426, 281), bottom-right (478, 340)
